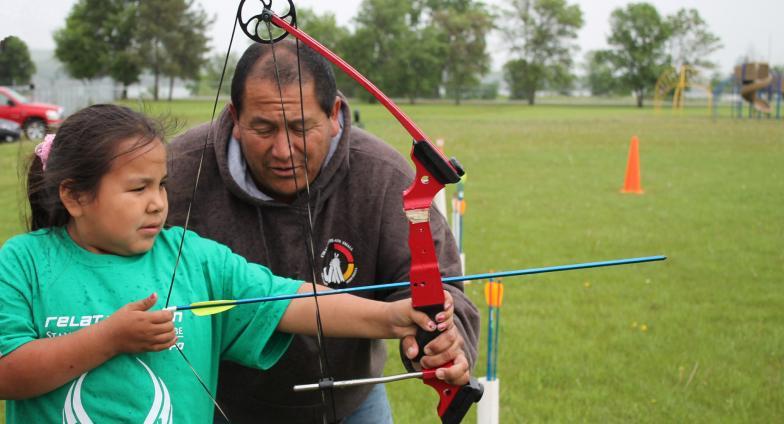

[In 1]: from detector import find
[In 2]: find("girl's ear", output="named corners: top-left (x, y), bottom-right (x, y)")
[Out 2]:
top-left (59, 181), bottom-right (86, 218)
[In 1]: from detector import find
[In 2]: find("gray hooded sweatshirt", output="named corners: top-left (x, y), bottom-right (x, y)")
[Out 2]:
top-left (166, 99), bottom-right (480, 423)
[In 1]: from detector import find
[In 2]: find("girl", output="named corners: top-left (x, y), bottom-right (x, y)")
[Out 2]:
top-left (0, 104), bottom-right (453, 423)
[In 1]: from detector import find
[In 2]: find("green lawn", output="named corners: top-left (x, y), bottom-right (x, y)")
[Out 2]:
top-left (1, 101), bottom-right (782, 422)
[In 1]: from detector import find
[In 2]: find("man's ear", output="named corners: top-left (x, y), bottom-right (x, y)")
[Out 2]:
top-left (229, 103), bottom-right (242, 141)
top-left (59, 181), bottom-right (87, 218)
top-left (329, 97), bottom-right (341, 137)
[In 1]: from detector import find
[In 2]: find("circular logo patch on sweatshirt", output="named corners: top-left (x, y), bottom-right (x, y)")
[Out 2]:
top-left (319, 239), bottom-right (357, 288)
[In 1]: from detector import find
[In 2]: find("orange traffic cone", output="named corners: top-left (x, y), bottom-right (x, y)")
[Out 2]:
top-left (621, 136), bottom-right (644, 194)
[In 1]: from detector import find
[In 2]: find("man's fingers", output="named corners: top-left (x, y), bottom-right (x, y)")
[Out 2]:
top-left (421, 346), bottom-right (458, 369)
top-left (434, 291), bottom-right (454, 326)
top-left (410, 309), bottom-right (437, 334)
top-left (433, 357), bottom-right (470, 386)
top-left (421, 326), bottom-right (459, 357)
top-left (401, 335), bottom-right (419, 360)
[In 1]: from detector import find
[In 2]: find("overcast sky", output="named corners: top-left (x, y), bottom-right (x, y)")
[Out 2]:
top-left (3, 0), bottom-right (783, 74)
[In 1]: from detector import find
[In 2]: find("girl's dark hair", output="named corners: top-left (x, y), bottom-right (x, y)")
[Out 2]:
top-left (26, 104), bottom-right (164, 231)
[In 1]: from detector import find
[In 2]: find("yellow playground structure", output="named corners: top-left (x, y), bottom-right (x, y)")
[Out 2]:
top-left (654, 65), bottom-right (713, 113)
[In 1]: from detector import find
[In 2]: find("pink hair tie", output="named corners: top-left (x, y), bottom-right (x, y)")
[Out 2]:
top-left (35, 134), bottom-right (55, 171)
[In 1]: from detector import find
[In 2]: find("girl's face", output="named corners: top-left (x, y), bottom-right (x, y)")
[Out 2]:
top-left (65, 137), bottom-right (168, 256)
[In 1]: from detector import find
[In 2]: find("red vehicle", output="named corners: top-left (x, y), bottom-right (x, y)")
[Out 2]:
top-left (0, 86), bottom-right (64, 140)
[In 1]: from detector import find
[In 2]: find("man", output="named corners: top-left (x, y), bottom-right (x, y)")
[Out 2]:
top-left (166, 41), bottom-right (480, 423)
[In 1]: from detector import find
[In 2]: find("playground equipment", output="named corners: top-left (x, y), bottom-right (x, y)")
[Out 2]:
top-left (712, 62), bottom-right (783, 120)
top-left (654, 65), bottom-right (713, 113)
top-left (737, 63), bottom-right (775, 113)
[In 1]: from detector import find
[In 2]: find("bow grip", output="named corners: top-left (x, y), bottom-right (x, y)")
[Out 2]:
top-left (413, 303), bottom-right (445, 363)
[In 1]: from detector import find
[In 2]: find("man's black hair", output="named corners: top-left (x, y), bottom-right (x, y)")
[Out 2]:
top-left (231, 40), bottom-right (338, 117)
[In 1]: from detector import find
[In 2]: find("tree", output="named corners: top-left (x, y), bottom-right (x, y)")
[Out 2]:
top-left (504, 59), bottom-right (538, 100)
top-left (193, 52), bottom-right (238, 97)
top-left (502, 0), bottom-right (584, 104)
top-left (55, 0), bottom-right (116, 81)
top-left (54, 0), bottom-right (142, 97)
top-left (343, 0), bottom-right (418, 102)
top-left (106, 2), bottom-right (143, 99)
top-left (394, 1), bottom-right (448, 103)
top-left (584, 50), bottom-right (620, 96)
top-left (160, 1), bottom-right (212, 101)
top-left (432, 3), bottom-right (493, 104)
top-left (667, 8), bottom-right (722, 70)
top-left (0, 36), bottom-right (36, 86)
top-left (599, 3), bottom-right (672, 107)
top-left (137, 0), bottom-right (179, 101)
top-left (296, 7), bottom-right (355, 98)
top-left (297, 8), bottom-right (350, 54)
top-left (399, 24), bottom-right (447, 102)
top-left (137, 0), bottom-right (211, 101)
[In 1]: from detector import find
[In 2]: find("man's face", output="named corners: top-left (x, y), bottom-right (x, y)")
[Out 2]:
top-left (231, 78), bottom-right (340, 202)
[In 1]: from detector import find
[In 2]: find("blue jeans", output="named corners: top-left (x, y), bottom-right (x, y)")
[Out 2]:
top-left (342, 384), bottom-right (393, 424)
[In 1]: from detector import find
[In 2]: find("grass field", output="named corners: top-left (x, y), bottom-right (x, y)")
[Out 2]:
top-left (1, 101), bottom-right (782, 422)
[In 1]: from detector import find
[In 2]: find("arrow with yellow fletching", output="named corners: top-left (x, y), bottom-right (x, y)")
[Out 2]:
top-left (163, 255), bottom-right (666, 316)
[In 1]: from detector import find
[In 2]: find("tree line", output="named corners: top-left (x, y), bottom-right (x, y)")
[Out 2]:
top-left (53, 0), bottom-right (210, 101)
top-left (3, 0), bottom-right (724, 107)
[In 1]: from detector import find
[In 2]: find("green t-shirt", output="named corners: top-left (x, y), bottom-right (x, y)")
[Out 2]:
top-left (0, 226), bottom-right (302, 423)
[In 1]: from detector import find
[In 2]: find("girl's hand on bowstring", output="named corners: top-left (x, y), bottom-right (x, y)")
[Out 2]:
top-left (99, 293), bottom-right (177, 354)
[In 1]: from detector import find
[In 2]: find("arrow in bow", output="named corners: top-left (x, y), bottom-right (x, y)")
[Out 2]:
top-left (166, 255), bottom-right (666, 316)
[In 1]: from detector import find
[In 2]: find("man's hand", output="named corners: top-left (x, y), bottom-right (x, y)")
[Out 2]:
top-left (100, 293), bottom-right (177, 354)
top-left (401, 291), bottom-right (471, 386)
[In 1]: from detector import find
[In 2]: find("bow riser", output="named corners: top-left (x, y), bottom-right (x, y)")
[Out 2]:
top-left (405, 155), bottom-right (448, 310)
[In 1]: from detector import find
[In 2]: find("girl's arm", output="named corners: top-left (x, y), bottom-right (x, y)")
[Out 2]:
top-left (277, 284), bottom-right (452, 340)
top-left (0, 293), bottom-right (176, 399)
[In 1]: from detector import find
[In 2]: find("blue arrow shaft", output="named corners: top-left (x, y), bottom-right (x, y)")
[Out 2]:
top-left (170, 255), bottom-right (666, 312)
top-left (486, 305), bottom-right (494, 379)
top-left (492, 307), bottom-right (501, 380)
